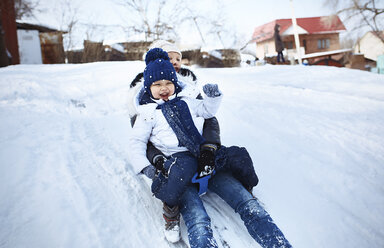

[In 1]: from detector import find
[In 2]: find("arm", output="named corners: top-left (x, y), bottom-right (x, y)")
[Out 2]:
top-left (202, 117), bottom-right (221, 146)
top-left (128, 114), bottom-right (153, 174)
top-left (130, 72), bottom-right (144, 88)
top-left (196, 84), bottom-right (222, 177)
top-left (129, 73), bottom-right (165, 166)
top-left (131, 114), bottom-right (165, 165)
top-left (192, 84), bottom-right (222, 119)
top-left (146, 141), bottom-right (166, 165)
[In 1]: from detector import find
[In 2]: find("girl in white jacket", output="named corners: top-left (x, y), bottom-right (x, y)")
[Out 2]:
top-left (129, 48), bottom-right (291, 248)
top-left (128, 48), bottom-right (222, 206)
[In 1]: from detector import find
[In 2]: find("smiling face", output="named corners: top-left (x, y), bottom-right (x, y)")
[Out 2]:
top-left (150, 80), bottom-right (175, 101)
top-left (168, 52), bottom-right (182, 73)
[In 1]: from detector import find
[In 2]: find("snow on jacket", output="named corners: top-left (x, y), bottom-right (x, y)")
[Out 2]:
top-left (128, 83), bottom-right (222, 174)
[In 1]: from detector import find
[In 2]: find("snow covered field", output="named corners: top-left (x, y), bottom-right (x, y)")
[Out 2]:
top-left (0, 62), bottom-right (383, 248)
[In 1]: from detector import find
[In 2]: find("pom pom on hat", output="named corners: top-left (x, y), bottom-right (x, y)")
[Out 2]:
top-left (145, 47), bottom-right (170, 65)
top-left (143, 48), bottom-right (179, 97)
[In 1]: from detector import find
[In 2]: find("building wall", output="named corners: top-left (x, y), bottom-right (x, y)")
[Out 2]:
top-left (17, 29), bottom-right (42, 64)
top-left (255, 39), bottom-right (275, 59)
top-left (255, 33), bottom-right (341, 59)
top-left (39, 32), bottom-right (65, 64)
top-left (355, 32), bottom-right (384, 61)
top-left (303, 33), bottom-right (340, 54)
top-left (282, 33), bottom-right (341, 54)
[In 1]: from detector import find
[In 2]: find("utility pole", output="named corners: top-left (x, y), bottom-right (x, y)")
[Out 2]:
top-left (289, 0), bottom-right (302, 64)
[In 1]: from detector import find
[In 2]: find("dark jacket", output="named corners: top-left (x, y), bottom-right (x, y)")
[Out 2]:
top-left (274, 24), bottom-right (284, 53)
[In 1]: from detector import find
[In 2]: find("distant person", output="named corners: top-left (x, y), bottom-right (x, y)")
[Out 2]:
top-left (274, 24), bottom-right (285, 64)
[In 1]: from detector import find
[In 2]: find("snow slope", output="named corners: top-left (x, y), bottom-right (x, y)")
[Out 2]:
top-left (0, 62), bottom-right (383, 248)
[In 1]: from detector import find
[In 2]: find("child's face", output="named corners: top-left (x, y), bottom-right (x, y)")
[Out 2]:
top-left (150, 80), bottom-right (175, 101)
top-left (168, 52), bottom-right (181, 73)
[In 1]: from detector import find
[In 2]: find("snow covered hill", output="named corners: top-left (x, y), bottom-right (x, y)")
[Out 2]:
top-left (0, 62), bottom-right (383, 248)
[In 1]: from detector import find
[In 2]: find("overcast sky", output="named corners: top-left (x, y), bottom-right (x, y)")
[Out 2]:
top-left (25, 0), bottom-right (341, 49)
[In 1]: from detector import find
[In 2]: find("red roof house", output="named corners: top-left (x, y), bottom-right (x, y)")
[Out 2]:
top-left (252, 16), bottom-right (347, 65)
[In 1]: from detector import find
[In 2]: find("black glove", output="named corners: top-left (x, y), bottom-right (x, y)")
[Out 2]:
top-left (153, 155), bottom-right (168, 177)
top-left (197, 144), bottom-right (217, 178)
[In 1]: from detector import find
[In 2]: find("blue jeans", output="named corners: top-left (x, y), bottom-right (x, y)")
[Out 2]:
top-left (179, 172), bottom-right (292, 248)
top-left (151, 146), bottom-right (259, 207)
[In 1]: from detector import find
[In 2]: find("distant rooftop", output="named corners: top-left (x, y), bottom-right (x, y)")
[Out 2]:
top-left (16, 22), bottom-right (66, 33)
top-left (252, 16), bottom-right (346, 43)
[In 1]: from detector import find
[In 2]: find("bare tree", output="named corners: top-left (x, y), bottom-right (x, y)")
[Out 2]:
top-left (14, 0), bottom-right (39, 20)
top-left (0, 0), bottom-right (39, 20)
top-left (114, 0), bottom-right (181, 41)
top-left (114, 0), bottom-right (238, 48)
top-left (325, 0), bottom-right (384, 44)
top-left (181, 0), bottom-right (239, 48)
top-left (55, 0), bottom-right (79, 51)
top-left (181, 5), bottom-right (207, 45)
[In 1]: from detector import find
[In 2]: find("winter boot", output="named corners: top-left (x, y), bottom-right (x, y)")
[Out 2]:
top-left (163, 202), bottom-right (180, 243)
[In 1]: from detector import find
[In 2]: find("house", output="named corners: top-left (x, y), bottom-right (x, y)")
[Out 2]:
top-left (16, 22), bottom-right (66, 64)
top-left (66, 41), bottom-right (152, 63)
top-left (251, 16), bottom-right (347, 65)
top-left (354, 31), bottom-right (384, 62)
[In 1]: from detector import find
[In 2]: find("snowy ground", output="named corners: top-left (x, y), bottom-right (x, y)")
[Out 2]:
top-left (0, 62), bottom-right (383, 248)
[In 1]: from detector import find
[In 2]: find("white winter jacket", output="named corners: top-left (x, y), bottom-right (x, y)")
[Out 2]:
top-left (128, 83), bottom-right (222, 174)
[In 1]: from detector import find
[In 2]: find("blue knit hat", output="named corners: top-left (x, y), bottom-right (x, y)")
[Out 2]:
top-left (143, 48), bottom-right (179, 97)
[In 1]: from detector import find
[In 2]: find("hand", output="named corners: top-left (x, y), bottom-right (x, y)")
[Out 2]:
top-left (203, 84), bottom-right (221, 98)
top-left (197, 145), bottom-right (217, 178)
top-left (142, 165), bottom-right (156, 179)
top-left (153, 155), bottom-right (165, 170)
top-left (153, 155), bottom-right (168, 177)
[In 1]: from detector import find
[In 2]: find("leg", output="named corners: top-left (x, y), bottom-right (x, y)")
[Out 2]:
top-left (179, 185), bottom-right (218, 248)
top-left (217, 146), bottom-right (258, 190)
top-left (209, 172), bottom-right (292, 248)
top-left (162, 202), bottom-right (180, 243)
top-left (151, 152), bottom-right (197, 206)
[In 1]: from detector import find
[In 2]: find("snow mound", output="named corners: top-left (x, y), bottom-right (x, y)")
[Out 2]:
top-left (1, 62), bottom-right (383, 248)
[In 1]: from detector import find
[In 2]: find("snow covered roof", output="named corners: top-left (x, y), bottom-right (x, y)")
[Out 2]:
top-left (16, 22), bottom-right (66, 33)
top-left (252, 16), bottom-right (346, 43)
top-left (301, 48), bottom-right (352, 59)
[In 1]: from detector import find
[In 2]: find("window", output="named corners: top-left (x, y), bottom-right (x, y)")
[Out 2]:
top-left (284, 42), bottom-right (293, 49)
top-left (264, 44), bottom-right (268, 54)
top-left (317, 39), bottom-right (330, 49)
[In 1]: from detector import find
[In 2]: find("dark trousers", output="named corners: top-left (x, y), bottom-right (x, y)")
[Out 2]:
top-left (277, 52), bottom-right (285, 63)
